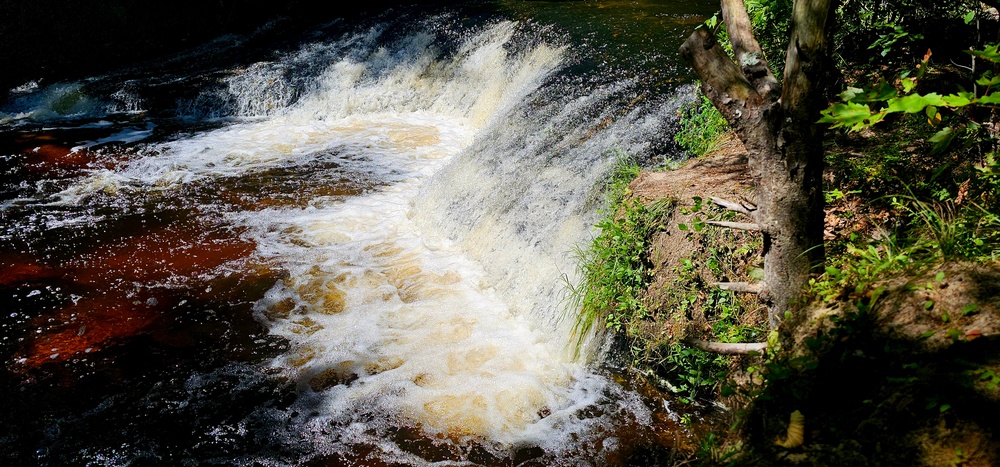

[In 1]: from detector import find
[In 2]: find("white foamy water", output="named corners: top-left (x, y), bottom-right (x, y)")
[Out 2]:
top-left (32, 20), bottom-right (649, 454)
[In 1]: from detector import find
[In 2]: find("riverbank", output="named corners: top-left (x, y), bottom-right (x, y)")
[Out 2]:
top-left (613, 140), bottom-right (1000, 465)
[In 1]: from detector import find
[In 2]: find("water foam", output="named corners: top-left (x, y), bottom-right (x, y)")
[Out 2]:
top-left (31, 20), bottom-right (627, 449)
top-left (6, 18), bottom-right (677, 459)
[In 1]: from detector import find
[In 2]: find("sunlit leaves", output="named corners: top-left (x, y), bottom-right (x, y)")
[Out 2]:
top-left (941, 93), bottom-right (974, 107)
top-left (818, 102), bottom-right (885, 130)
top-left (885, 93), bottom-right (945, 113)
top-left (821, 44), bottom-right (1000, 133)
top-left (976, 71), bottom-right (1000, 87)
top-left (969, 43), bottom-right (1000, 63)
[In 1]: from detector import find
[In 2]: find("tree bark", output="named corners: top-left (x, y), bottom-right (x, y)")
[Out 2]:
top-left (680, 0), bottom-right (832, 327)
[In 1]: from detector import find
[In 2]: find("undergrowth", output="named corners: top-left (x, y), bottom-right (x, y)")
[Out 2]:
top-left (569, 154), bottom-right (766, 403)
top-left (570, 156), bottom-right (671, 349)
top-left (675, 93), bottom-right (730, 158)
top-left (642, 201), bottom-right (766, 403)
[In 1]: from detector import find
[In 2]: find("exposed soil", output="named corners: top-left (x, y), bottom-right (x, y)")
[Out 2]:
top-left (630, 136), bottom-right (763, 344)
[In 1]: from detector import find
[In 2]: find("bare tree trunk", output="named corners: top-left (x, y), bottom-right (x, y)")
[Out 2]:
top-left (680, 0), bottom-right (833, 327)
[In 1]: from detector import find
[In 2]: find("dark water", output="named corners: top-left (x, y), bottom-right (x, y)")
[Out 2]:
top-left (1, 1), bottom-right (715, 465)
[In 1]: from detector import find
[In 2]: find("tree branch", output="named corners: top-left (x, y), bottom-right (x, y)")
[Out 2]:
top-left (680, 27), bottom-right (761, 124)
top-left (711, 196), bottom-right (756, 215)
top-left (706, 220), bottom-right (762, 231)
top-left (714, 282), bottom-right (765, 294)
top-left (684, 339), bottom-right (767, 355)
top-left (721, 0), bottom-right (779, 97)
top-left (781, 0), bottom-right (835, 114)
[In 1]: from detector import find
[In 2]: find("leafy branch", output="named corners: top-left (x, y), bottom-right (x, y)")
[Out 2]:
top-left (818, 45), bottom-right (1000, 153)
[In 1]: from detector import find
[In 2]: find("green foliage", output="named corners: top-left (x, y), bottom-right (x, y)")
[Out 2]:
top-left (821, 38), bottom-right (1000, 265)
top-left (810, 231), bottom-right (906, 304)
top-left (868, 22), bottom-right (923, 58)
top-left (746, 0), bottom-right (791, 73)
top-left (834, 0), bottom-right (984, 67)
top-left (570, 156), bottom-right (670, 346)
top-left (966, 365), bottom-right (1000, 391)
top-left (675, 93), bottom-right (730, 158)
top-left (892, 195), bottom-right (1000, 261)
top-left (810, 196), bottom-right (999, 305)
top-left (662, 344), bottom-right (729, 404)
top-left (697, 432), bottom-right (742, 466)
top-left (642, 200), bottom-right (766, 402)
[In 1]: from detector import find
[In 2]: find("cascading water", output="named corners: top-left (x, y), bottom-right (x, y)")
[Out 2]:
top-left (0, 3), bottom-right (711, 465)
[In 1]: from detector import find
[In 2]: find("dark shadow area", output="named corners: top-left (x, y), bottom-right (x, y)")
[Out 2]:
top-left (0, 0), bottom-right (451, 92)
top-left (737, 307), bottom-right (1000, 466)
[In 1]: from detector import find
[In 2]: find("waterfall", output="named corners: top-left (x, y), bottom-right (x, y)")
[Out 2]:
top-left (0, 8), bottom-right (695, 464)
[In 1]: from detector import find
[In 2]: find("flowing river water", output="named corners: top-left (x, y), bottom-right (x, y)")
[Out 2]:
top-left (1, 1), bottom-right (715, 465)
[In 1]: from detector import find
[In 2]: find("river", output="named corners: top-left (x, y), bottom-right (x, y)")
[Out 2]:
top-left (0, 1), bottom-right (714, 464)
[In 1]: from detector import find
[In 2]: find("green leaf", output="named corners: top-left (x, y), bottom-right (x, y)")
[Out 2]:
top-left (885, 93), bottom-right (945, 114)
top-left (678, 223), bottom-right (689, 231)
top-left (705, 15), bottom-right (717, 29)
top-left (970, 44), bottom-right (1000, 63)
top-left (843, 82), bottom-right (897, 103)
top-left (941, 93), bottom-right (974, 107)
top-left (977, 72), bottom-right (1000, 87)
top-left (977, 92), bottom-right (1000, 105)
top-left (965, 11), bottom-right (976, 24)
top-left (839, 86), bottom-right (864, 102)
top-left (929, 127), bottom-right (956, 154)
top-left (818, 102), bottom-right (885, 130)
top-left (961, 304), bottom-right (979, 315)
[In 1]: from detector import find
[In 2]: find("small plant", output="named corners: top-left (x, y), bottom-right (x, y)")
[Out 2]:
top-left (697, 431), bottom-right (742, 465)
top-left (809, 230), bottom-right (910, 304)
top-left (569, 155), bottom-right (672, 349)
top-left (868, 22), bottom-right (923, 58)
top-left (891, 194), bottom-right (1000, 261)
top-left (647, 201), bottom-right (766, 401)
top-left (746, 0), bottom-right (792, 72)
top-left (675, 93), bottom-right (730, 158)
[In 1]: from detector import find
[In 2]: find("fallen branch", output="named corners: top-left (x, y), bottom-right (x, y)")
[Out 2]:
top-left (706, 220), bottom-right (762, 231)
top-left (711, 197), bottom-right (756, 215)
top-left (684, 339), bottom-right (767, 355)
top-left (714, 281), bottom-right (765, 294)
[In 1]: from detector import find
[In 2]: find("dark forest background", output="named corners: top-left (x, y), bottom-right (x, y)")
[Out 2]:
top-left (0, 0), bottom-right (441, 91)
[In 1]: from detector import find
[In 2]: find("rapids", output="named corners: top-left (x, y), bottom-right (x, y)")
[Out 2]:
top-left (0, 2), bottom-right (714, 464)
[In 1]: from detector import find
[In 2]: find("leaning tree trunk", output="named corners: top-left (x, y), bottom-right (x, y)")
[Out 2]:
top-left (680, 0), bottom-right (833, 329)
